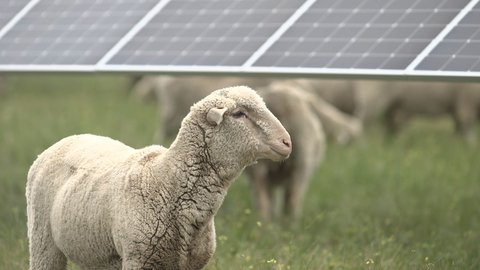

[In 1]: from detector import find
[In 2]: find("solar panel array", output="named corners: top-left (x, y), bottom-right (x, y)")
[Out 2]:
top-left (0, 0), bottom-right (479, 80)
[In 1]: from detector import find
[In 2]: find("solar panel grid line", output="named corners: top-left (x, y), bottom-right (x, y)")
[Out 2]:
top-left (351, 0), bottom-right (447, 69)
top-left (467, 36), bottom-right (480, 71)
top-left (242, 0), bottom-right (316, 68)
top-left (96, 0), bottom-right (171, 67)
top-left (34, 1), bottom-right (115, 65)
top-left (0, 0), bottom-right (40, 41)
top-left (157, 0), bottom-right (251, 67)
top-left (22, 1), bottom-right (98, 66)
top-left (321, 0), bottom-right (401, 70)
top-left (369, 0), bottom-right (451, 70)
top-left (252, 0), bottom-right (394, 68)
top-left (435, 28), bottom-right (480, 71)
top-left (406, 0), bottom-right (480, 71)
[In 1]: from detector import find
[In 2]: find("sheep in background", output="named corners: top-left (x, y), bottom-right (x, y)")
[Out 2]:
top-left (131, 75), bottom-right (362, 145)
top-left (302, 79), bottom-right (357, 116)
top-left (26, 86), bottom-right (291, 270)
top-left (131, 75), bottom-right (274, 144)
top-left (294, 79), bottom-right (376, 127)
top-left (128, 75), bottom-right (156, 101)
top-left (362, 81), bottom-right (480, 141)
top-left (247, 81), bottom-right (326, 221)
top-left (454, 84), bottom-right (480, 140)
top-left (301, 79), bottom-right (480, 142)
top-left (288, 79), bottom-right (363, 145)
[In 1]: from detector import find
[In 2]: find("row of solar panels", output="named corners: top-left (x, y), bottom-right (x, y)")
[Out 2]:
top-left (0, 0), bottom-right (479, 81)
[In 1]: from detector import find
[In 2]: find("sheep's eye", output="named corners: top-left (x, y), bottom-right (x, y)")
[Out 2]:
top-left (232, 111), bottom-right (247, 118)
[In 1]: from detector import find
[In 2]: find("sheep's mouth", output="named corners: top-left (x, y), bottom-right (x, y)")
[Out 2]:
top-left (268, 144), bottom-right (291, 161)
top-left (256, 140), bottom-right (291, 162)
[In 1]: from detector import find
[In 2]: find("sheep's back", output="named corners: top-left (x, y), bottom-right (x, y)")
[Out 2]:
top-left (27, 134), bottom-right (169, 268)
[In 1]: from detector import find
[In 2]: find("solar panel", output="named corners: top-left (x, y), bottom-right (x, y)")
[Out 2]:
top-left (106, 0), bottom-right (305, 66)
top-left (0, 0), bottom-right (158, 66)
top-left (0, 0), bottom-right (478, 81)
top-left (252, 0), bottom-right (471, 70)
top-left (415, 1), bottom-right (480, 72)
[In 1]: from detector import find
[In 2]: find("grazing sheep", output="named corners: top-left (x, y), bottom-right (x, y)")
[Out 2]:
top-left (301, 79), bottom-right (358, 116)
top-left (133, 76), bottom-right (362, 145)
top-left (286, 79), bottom-right (363, 145)
top-left (454, 84), bottom-right (480, 140)
top-left (368, 81), bottom-right (480, 140)
top-left (26, 86), bottom-right (291, 270)
top-left (291, 79), bottom-right (377, 128)
top-left (130, 75), bottom-right (275, 143)
top-left (247, 81), bottom-right (326, 221)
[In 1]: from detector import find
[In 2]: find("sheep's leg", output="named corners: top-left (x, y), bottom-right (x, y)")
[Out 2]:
top-left (385, 103), bottom-right (409, 135)
top-left (28, 225), bottom-right (67, 270)
top-left (454, 96), bottom-right (477, 142)
top-left (283, 170), bottom-right (310, 221)
top-left (249, 165), bottom-right (274, 221)
top-left (27, 180), bottom-right (68, 270)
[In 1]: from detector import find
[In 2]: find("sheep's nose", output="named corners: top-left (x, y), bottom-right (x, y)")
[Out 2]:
top-left (282, 139), bottom-right (291, 149)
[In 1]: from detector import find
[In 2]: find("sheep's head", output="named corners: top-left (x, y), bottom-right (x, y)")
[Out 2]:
top-left (176, 86), bottom-right (291, 178)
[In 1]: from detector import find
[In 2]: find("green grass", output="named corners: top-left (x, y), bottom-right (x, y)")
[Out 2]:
top-left (1, 75), bottom-right (479, 269)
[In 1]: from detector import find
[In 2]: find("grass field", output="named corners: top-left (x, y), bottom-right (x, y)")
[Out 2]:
top-left (1, 75), bottom-right (479, 269)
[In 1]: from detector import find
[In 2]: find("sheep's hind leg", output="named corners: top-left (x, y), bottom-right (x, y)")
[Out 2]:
top-left (28, 231), bottom-right (67, 270)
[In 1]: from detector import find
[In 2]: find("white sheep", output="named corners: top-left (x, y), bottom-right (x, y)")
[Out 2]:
top-left (131, 76), bottom-right (362, 145)
top-left (26, 86), bottom-right (291, 270)
top-left (247, 81), bottom-right (326, 221)
top-left (377, 81), bottom-right (480, 141)
top-left (349, 80), bottom-right (480, 141)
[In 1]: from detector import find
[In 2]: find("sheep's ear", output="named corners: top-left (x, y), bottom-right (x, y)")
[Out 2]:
top-left (207, 106), bottom-right (228, 126)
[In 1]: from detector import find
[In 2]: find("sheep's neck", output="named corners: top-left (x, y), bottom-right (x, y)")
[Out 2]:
top-left (167, 123), bottom-right (235, 220)
top-left (169, 120), bottom-right (243, 184)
